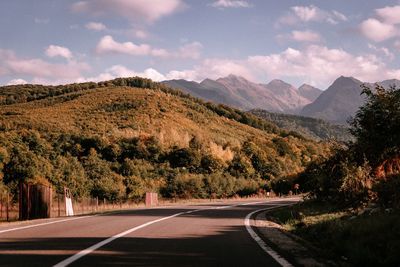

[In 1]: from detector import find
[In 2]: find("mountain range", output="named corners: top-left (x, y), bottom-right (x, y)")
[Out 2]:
top-left (163, 75), bottom-right (321, 114)
top-left (164, 75), bottom-right (400, 124)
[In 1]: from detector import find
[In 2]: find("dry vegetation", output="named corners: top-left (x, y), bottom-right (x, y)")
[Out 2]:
top-left (0, 77), bottom-right (331, 201)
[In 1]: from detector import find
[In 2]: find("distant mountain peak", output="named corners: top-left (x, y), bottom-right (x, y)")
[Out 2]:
top-left (298, 84), bottom-right (316, 91)
top-left (219, 74), bottom-right (249, 82)
top-left (298, 84), bottom-right (322, 102)
top-left (335, 76), bottom-right (362, 84)
top-left (267, 79), bottom-right (294, 89)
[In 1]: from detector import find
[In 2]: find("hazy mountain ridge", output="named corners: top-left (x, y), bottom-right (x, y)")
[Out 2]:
top-left (301, 76), bottom-right (400, 123)
top-left (164, 75), bottom-right (321, 113)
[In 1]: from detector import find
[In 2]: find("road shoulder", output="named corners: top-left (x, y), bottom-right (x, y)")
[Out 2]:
top-left (254, 209), bottom-right (327, 267)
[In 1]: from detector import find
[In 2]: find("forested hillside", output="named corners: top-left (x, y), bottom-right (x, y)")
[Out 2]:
top-left (0, 77), bottom-right (331, 201)
top-left (250, 109), bottom-right (352, 142)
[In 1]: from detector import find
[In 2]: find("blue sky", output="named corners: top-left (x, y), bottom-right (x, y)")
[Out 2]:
top-left (1, 0), bottom-right (400, 88)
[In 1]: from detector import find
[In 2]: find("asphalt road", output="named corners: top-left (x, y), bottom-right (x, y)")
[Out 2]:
top-left (0, 198), bottom-right (299, 267)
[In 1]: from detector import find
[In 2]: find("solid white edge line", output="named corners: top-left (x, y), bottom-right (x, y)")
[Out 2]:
top-left (52, 200), bottom-right (284, 267)
top-left (0, 215), bottom-right (98, 234)
top-left (245, 206), bottom-right (295, 267)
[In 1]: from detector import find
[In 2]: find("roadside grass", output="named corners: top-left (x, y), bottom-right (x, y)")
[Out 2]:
top-left (268, 200), bottom-right (400, 267)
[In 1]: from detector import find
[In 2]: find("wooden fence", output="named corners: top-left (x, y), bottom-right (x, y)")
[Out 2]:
top-left (19, 183), bottom-right (52, 220)
top-left (0, 190), bottom-right (159, 222)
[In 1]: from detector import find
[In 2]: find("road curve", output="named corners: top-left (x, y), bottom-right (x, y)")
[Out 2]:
top-left (0, 198), bottom-right (299, 267)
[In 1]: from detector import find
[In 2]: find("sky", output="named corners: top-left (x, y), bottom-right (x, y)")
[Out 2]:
top-left (0, 0), bottom-right (400, 89)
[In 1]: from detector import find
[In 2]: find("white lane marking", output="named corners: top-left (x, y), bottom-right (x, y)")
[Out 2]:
top-left (245, 207), bottom-right (294, 267)
top-left (53, 200), bottom-right (283, 267)
top-left (0, 215), bottom-right (98, 235)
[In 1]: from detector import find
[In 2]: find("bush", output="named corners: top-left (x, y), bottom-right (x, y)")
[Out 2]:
top-left (161, 172), bottom-right (205, 199)
top-left (203, 172), bottom-right (236, 198)
top-left (167, 147), bottom-right (200, 169)
top-left (200, 154), bottom-right (224, 174)
top-left (228, 154), bottom-right (255, 178)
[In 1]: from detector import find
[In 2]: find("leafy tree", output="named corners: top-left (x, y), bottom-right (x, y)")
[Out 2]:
top-left (83, 149), bottom-right (124, 200)
top-left (350, 84), bottom-right (400, 169)
top-left (52, 155), bottom-right (89, 197)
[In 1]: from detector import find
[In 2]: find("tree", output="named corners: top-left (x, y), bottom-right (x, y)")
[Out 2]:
top-left (349, 84), bottom-right (400, 172)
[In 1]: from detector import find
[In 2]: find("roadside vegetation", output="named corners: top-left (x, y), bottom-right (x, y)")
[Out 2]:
top-left (0, 77), bottom-right (331, 202)
top-left (269, 84), bottom-right (400, 266)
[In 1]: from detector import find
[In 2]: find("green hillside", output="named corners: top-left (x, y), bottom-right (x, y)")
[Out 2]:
top-left (0, 77), bottom-right (331, 201)
top-left (250, 109), bottom-right (352, 142)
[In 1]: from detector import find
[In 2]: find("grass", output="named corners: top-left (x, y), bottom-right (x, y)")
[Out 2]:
top-left (268, 200), bottom-right (400, 266)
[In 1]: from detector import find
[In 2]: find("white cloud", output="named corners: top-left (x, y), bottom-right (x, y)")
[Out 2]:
top-left (278, 5), bottom-right (347, 26)
top-left (277, 30), bottom-right (321, 43)
top-left (89, 43), bottom-right (400, 87)
top-left (85, 22), bottom-right (107, 31)
top-left (7, 78), bottom-right (28, 85)
top-left (359, 18), bottom-right (397, 42)
top-left (178, 42), bottom-right (203, 59)
top-left (86, 65), bottom-right (167, 82)
top-left (108, 65), bottom-right (166, 81)
top-left (210, 0), bottom-right (252, 8)
top-left (88, 59), bottom-right (252, 83)
top-left (45, 45), bottom-right (73, 60)
top-left (95, 35), bottom-right (202, 59)
top-left (72, 0), bottom-right (185, 23)
top-left (247, 45), bottom-right (398, 87)
top-left (291, 30), bottom-right (321, 42)
top-left (332, 10), bottom-right (347, 22)
top-left (95, 35), bottom-right (152, 56)
top-left (0, 48), bottom-right (90, 83)
top-left (134, 30), bottom-right (148, 39)
top-left (292, 5), bottom-right (319, 22)
top-left (165, 70), bottom-right (198, 81)
top-left (368, 44), bottom-right (394, 60)
top-left (191, 58), bottom-right (255, 81)
top-left (376, 5), bottom-right (400, 25)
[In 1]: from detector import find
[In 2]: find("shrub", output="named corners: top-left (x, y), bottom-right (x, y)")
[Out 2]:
top-left (228, 154), bottom-right (255, 178)
top-left (203, 172), bottom-right (236, 198)
top-left (167, 147), bottom-right (200, 169)
top-left (200, 154), bottom-right (224, 174)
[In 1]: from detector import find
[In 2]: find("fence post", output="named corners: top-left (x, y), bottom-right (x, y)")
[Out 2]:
top-left (6, 193), bottom-right (9, 222)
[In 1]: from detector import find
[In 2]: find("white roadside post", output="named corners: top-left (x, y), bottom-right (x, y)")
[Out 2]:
top-left (64, 188), bottom-right (74, 216)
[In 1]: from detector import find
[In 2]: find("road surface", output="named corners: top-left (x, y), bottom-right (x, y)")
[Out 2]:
top-left (0, 198), bottom-right (299, 267)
